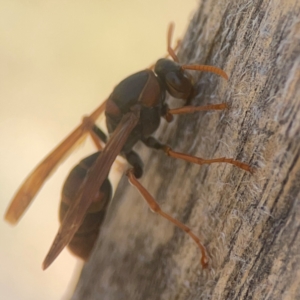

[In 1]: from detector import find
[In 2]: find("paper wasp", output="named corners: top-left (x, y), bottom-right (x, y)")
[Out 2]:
top-left (4, 23), bottom-right (252, 270)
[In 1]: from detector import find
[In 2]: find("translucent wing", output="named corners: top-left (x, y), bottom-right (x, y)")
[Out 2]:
top-left (5, 101), bottom-right (106, 224)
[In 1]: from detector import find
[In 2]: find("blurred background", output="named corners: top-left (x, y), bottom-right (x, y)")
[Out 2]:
top-left (0, 1), bottom-right (197, 299)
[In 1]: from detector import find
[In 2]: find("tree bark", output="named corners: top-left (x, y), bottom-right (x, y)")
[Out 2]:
top-left (72, 0), bottom-right (300, 299)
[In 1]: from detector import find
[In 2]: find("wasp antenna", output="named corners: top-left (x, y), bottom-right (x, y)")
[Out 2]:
top-left (164, 148), bottom-right (252, 173)
top-left (167, 22), bottom-right (179, 63)
top-left (181, 64), bottom-right (229, 80)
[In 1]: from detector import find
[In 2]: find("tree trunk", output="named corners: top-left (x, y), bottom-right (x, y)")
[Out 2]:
top-left (72, 0), bottom-right (300, 299)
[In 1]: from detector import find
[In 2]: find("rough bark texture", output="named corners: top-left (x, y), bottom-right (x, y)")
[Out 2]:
top-left (72, 0), bottom-right (300, 299)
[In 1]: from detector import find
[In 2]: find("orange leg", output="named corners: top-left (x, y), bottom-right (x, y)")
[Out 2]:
top-left (126, 169), bottom-right (209, 268)
top-left (84, 117), bottom-right (127, 173)
top-left (168, 103), bottom-right (228, 115)
top-left (146, 102), bottom-right (251, 172)
top-left (164, 147), bottom-right (253, 173)
top-left (81, 116), bottom-right (105, 150)
top-left (142, 136), bottom-right (253, 173)
top-left (162, 102), bottom-right (228, 125)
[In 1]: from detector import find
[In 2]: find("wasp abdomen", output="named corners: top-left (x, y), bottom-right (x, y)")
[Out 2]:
top-left (60, 152), bottom-right (112, 260)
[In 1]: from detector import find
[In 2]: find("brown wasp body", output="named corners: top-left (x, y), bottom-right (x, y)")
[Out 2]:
top-left (59, 152), bottom-right (112, 260)
top-left (4, 24), bottom-right (251, 270)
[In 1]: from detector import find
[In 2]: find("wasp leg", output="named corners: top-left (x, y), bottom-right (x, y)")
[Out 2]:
top-left (80, 117), bottom-right (107, 151)
top-left (161, 103), bottom-right (174, 123)
top-left (124, 151), bottom-right (144, 178)
top-left (92, 122), bottom-right (128, 174)
top-left (89, 125), bottom-right (143, 175)
top-left (126, 168), bottom-right (209, 269)
top-left (168, 103), bottom-right (228, 115)
top-left (142, 136), bottom-right (253, 173)
top-left (92, 125), bottom-right (107, 143)
top-left (161, 103), bottom-right (228, 121)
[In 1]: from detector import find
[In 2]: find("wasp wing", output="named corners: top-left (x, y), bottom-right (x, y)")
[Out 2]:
top-left (42, 107), bottom-right (140, 269)
top-left (5, 101), bottom-right (106, 224)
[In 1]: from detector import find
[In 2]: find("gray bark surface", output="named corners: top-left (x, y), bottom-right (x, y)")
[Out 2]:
top-left (72, 1), bottom-right (300, 299)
